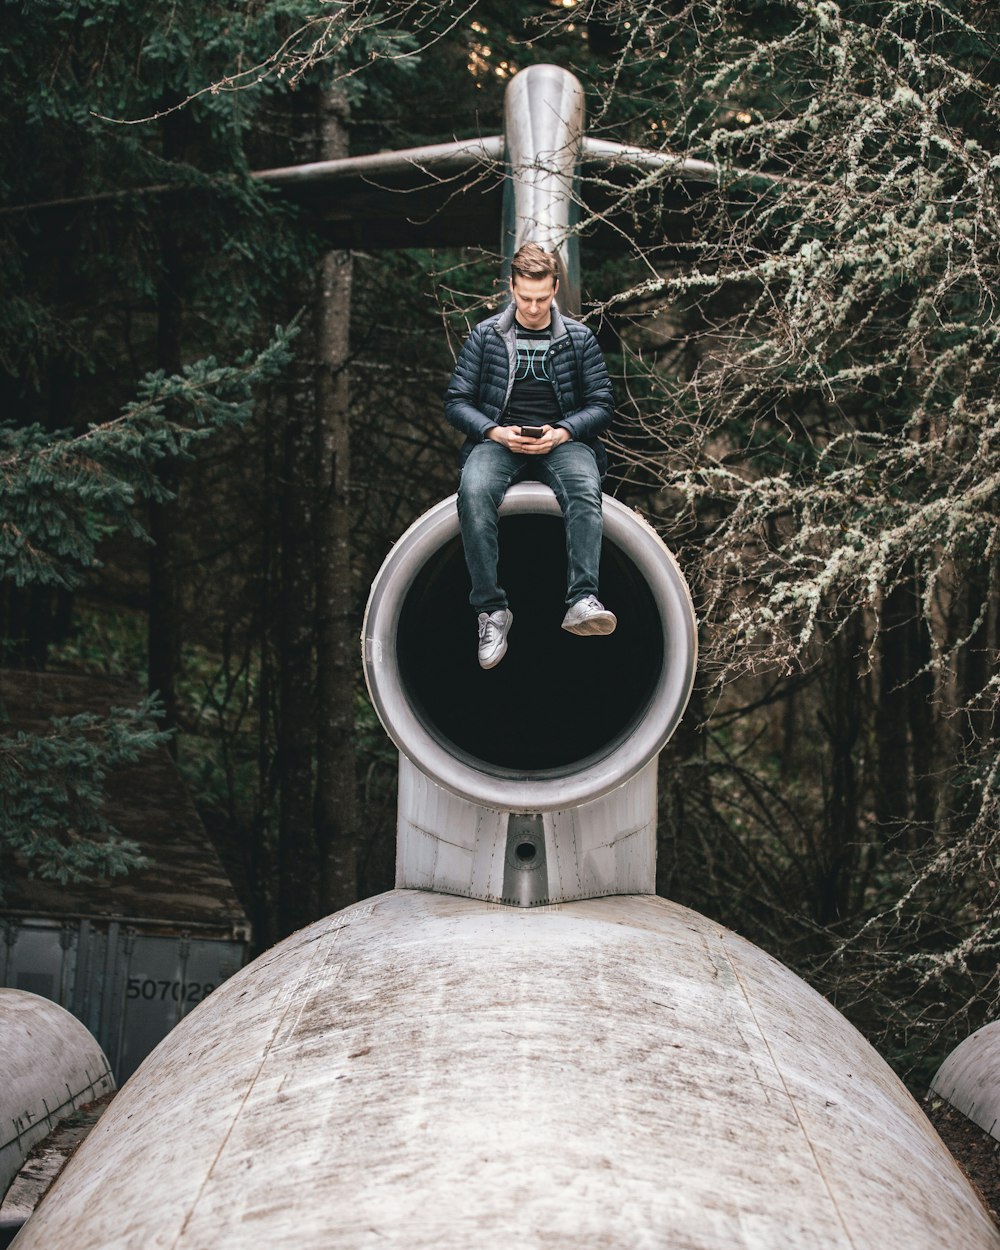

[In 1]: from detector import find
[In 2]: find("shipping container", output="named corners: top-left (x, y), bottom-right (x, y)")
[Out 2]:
top-left (0, 670), bottom-right (251, 1082)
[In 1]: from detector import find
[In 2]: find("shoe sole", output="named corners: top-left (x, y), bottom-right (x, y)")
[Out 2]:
top-left (562, 613), bottom-right (617, 637)
top-left (479, 639), bottom-right (508, 669)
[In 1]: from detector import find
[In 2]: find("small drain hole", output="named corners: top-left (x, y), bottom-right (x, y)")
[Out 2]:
top-left (515, 842), bottom-right (538, 863)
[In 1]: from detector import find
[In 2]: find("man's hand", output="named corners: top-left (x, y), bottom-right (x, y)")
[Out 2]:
top-left (487, 425), bottom-right (571, 455)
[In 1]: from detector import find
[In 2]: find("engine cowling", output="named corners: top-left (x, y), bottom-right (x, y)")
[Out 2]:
top-left (362, 484), bottom-right (697, 905)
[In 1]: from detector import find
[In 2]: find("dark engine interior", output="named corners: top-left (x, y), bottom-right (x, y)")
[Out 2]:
top-left (396, 514), bottom-right (664, 775)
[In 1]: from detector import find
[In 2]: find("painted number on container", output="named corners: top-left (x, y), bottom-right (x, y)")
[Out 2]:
top-left (126, 978), bottom-right (215, 1003)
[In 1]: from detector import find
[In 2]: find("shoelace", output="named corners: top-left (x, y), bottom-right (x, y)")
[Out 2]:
top-left (480, 612), bottom-right (511, 647)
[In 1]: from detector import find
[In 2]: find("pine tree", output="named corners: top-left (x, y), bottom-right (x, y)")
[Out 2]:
top-left (0, 334), bottom-right (295, 893)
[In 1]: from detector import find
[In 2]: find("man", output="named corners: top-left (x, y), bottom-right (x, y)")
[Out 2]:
top-left (444, 242), bottom-right (617, 669)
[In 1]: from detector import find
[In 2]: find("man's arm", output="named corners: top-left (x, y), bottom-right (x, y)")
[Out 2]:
top-left (554, 329), bottom-right (614, 443)
top-left (444, 326), bottom-right (500, 443)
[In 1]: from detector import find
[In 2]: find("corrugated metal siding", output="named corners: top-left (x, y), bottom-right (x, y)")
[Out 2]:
top-left (1, 917), bottom-right (246, 1083)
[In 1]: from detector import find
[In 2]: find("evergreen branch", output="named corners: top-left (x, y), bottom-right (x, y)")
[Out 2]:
top-left (0, 328), bottom-right (296, 589)
top-left (0, 698), bottom-right (170, 896)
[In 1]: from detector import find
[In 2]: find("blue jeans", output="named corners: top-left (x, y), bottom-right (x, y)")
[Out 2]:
top-left (457, 440), bottom-right (604, 613)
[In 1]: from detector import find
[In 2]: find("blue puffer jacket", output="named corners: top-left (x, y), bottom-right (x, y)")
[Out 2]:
top-left (444, 301), bottom-right (614, 474)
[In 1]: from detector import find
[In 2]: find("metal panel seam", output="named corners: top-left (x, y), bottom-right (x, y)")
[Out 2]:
top-left (169, 924), bottom-right (344, 1249)
top-left (720, 932), bottom-right (859, 1250)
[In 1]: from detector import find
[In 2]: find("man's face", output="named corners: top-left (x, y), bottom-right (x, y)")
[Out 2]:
top-left (511, 273), bottom-right (558, 329)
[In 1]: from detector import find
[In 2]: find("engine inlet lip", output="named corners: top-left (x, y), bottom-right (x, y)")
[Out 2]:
top-left (363, 484), bottom-right (697, 813)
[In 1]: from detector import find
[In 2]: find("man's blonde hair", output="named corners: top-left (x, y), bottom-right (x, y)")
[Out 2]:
top-left (510, 242), bottom-right (559, 284)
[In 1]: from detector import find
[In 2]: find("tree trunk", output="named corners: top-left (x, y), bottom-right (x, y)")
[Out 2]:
top-left (277, 368), bottom-right (320, 935)
top-left (817, 620), bottom-right (864, 924)
top-left (249, 392), bottom-right (283, 950)
top-left (148, 110), bottom-right (186, 752)
top-left (906, 583), bottom-right (936, 844)
top-left (314, 89), bottom-right (358, 915)
top-left (875, 572), bottom-right (913, 847)
top-left (957, 561), bottom-right (990, 751)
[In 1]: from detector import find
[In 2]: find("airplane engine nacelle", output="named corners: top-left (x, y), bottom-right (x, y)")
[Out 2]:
top-left (362, 484), bottom-right (697, 906)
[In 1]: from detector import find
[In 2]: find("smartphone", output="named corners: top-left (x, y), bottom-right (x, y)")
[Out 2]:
top-left (520, 426), bottom-right (545, 439)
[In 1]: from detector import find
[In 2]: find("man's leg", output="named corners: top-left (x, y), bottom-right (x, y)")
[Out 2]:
top-left (458, 442), bottom-right (525, 668)
top-left (457, 441), bottom-right (524, 611)
top-left (539, 442), bottom-right (617, 636)
top-left (538, 442), bottom-right (604, 606)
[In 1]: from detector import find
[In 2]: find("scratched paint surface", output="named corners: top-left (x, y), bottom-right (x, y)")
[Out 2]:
top-left (1, 990), bottom-right (115, 1200)
top-left (12, 892), bottom-right (1000, 1250)
top-left (932, 1021), bottom-right (1000, 1142)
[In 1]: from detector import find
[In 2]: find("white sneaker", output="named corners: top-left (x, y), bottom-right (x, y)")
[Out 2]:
top-left (561, 595), bottom-right (617, 636)
top-left (477, 608), bottom-right (514, 669)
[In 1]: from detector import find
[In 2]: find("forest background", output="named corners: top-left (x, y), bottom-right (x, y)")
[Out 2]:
top-left (2, 0), bottom-right (999, 1090)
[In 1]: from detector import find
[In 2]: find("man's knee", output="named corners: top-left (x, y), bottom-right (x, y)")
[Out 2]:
top-left (458, 486), bottom-right (501, 530)
top-left (544, 445), bottom-right (602, 503)
top-left (460, 443), bottom-right (517, 508)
